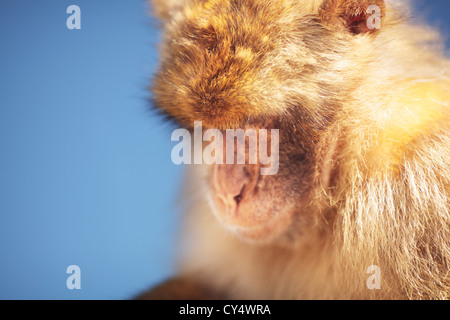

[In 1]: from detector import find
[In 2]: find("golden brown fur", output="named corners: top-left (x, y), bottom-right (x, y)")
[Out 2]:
top-left (142, 0), bottom-right (450, 299)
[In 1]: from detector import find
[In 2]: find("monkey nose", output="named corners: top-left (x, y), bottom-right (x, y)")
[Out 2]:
top-left (210, 162), bottom-right (273, 229)
top-left (213, 164), bottom-right (249, 208)
top-left (233, 186), bottom-right (244, 205)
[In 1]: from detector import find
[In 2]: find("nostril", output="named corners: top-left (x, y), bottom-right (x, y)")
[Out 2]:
top-left (233, 184), bottom-right (246, 205)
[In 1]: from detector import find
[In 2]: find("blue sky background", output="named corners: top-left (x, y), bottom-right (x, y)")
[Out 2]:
top-left (0, 0), bottom-right (449, 300)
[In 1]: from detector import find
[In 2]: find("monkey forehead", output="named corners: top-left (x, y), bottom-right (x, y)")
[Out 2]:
top-left (152, 0), bottom-right (340, 129)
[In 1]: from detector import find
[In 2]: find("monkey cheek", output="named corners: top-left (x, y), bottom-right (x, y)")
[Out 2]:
top-left (209, 164), bottom-right (295, 242)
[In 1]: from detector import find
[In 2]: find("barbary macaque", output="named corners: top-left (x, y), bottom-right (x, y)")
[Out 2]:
top-left (138, 0), bottom-right (450, 299)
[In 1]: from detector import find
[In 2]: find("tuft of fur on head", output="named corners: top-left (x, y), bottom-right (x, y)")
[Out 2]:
top-left (151, 0), bottom-right (450, 299)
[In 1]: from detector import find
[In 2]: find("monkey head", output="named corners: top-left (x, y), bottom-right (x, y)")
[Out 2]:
top-left (151, 0), bottom-right (386, 243)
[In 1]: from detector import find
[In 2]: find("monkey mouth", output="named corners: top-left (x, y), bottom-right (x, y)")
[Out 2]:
top-left (209, 162), bottom-right (295, 242)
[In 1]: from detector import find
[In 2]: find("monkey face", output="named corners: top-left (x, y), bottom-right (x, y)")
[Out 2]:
top-left (152, 0), bottom-right (386, 243)
top-left (204, 123), bottom-right (315, 243)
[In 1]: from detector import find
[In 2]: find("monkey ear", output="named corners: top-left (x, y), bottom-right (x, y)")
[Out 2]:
top-left (319, 0), bottom-right (386, 35)
top-left (149, 0), bottom-right (183, 21)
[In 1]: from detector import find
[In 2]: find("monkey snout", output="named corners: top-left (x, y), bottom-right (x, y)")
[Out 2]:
top-left (209, 162), bottom-right (295, 241)
top-left (212, 164), bottom-right (250, 209)
top-left (210, 163), bottom-right (272, 227)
